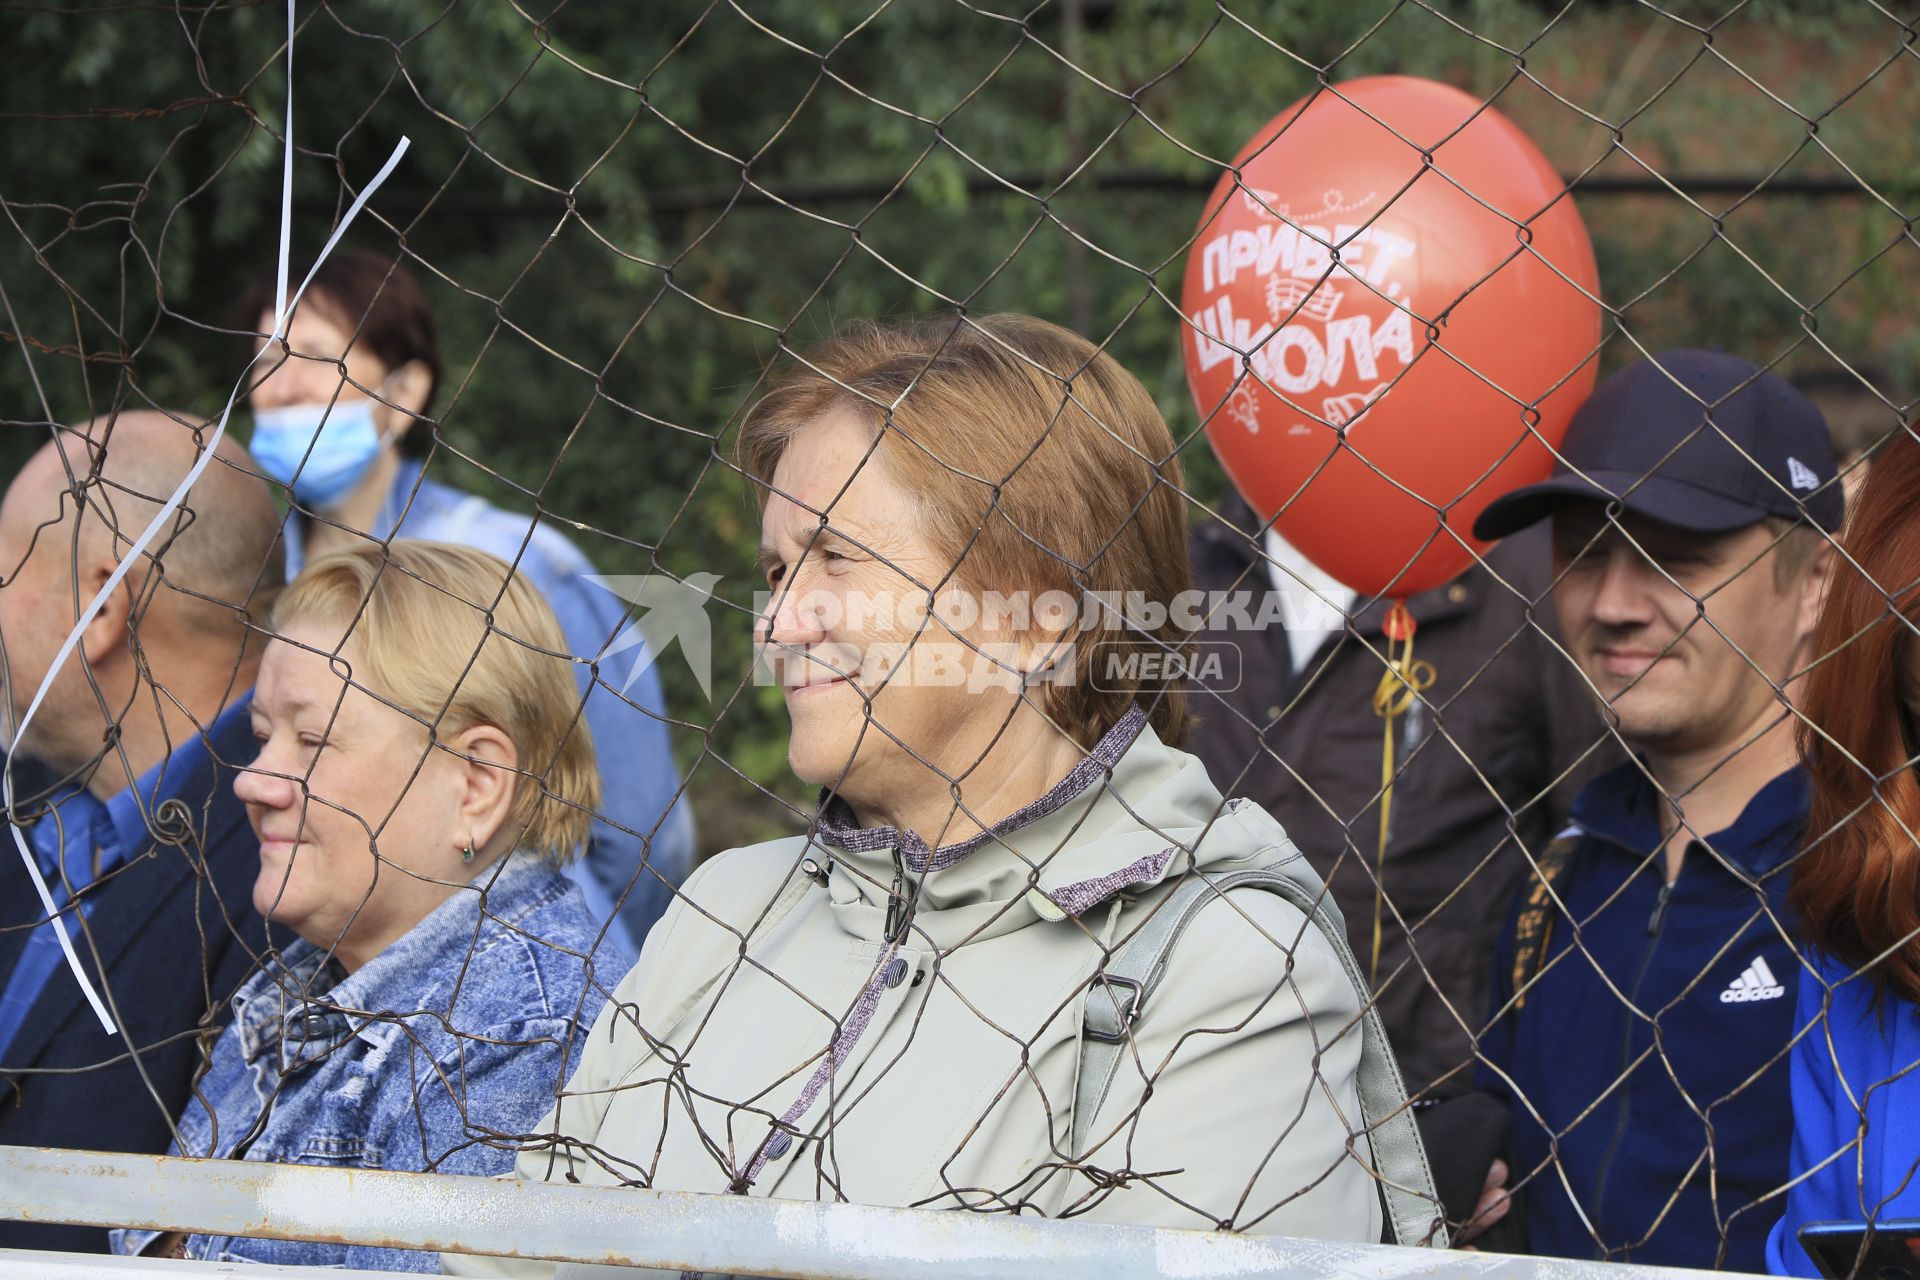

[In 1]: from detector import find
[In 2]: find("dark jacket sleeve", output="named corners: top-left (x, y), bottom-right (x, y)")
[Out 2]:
top-left (0, 780), bottom-right (266, 1254)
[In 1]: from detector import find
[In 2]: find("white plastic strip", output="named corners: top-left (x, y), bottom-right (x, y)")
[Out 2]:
top-left (2, 0), bottom-right (409, 1033)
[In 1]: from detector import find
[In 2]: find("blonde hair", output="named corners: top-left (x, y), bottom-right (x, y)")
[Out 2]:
top-left (738, 314), bottom-right (1191, 748)
top-left (272, 540), bottom-right (599, 863)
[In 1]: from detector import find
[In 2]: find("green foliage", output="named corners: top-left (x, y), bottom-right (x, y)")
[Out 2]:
top-left (4, 0), bottom-right (1915, 852)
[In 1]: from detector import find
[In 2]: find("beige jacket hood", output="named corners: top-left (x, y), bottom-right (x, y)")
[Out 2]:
top-left (448, 708), bottom-right (1389, 1278)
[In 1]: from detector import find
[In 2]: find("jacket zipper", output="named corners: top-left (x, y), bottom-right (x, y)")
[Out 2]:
top-left (1645, 879), bottom-right (1673, 936)
top-left (1585, 864), bottom-right (1678, 1252)
top-left (885, 864), bottom-right (908, 942)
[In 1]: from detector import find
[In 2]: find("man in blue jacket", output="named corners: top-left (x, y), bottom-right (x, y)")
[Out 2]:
top-left (1471, 351), bottom-right (1841, 1270)
top-left (0, 411), bottom-right (281, 1253)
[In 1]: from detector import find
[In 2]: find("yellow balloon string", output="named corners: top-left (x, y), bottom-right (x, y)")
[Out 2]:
top-left (1369, 608), bottom-right (1436, 989)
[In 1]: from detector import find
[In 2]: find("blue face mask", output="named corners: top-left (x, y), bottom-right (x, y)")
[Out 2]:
top-left (249, 398), bottom-right (391, 510)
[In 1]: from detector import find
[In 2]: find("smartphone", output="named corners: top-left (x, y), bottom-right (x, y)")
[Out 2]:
top-left (1799, 1219), bottom-right (1920, 1280)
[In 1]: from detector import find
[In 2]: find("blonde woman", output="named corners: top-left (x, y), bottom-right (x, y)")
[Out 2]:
top-left (238, 250), bottom-right (690, 949)
top-left (113, 541), bottom-right (631, 1271)
top-left (448, 316), bottom-right (1440, 1279)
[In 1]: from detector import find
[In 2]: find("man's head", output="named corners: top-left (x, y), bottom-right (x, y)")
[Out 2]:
top-left (0, 411), bottom-right (284, 790)
top-left (1474, 350), bottom-right (1839, 759)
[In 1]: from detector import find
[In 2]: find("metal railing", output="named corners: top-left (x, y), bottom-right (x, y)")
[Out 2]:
top-left (0, 1146), bottom-right (1749, 1280)
top-left (4, 1248), bottom-right (400, 1279)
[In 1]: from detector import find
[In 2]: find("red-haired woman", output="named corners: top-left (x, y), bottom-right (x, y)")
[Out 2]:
top-left (1768, 427), bottom-right (1920, 1276)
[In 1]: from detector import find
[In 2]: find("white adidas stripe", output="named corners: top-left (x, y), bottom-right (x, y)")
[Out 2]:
top-left (1720, 956), bottom-right (1785, 1003)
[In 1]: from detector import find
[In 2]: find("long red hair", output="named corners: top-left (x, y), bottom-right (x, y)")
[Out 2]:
top-left (1794, 426), bottom-right (1920, 1004)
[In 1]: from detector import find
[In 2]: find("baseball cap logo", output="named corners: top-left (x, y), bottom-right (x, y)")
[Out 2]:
top-left (1787, 456), bottom-right (1819, 492)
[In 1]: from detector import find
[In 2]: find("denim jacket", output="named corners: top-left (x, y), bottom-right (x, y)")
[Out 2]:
top-left (112, 854), bottom-right (632, 1271)
top-left (284, 458), bottom-right (694, 951)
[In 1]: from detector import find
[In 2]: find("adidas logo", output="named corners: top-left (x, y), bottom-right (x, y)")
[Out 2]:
top-left (1787, 457), bottom-right (1819, 492)
top-left (1720, 956), bottom-right (1785, 1004)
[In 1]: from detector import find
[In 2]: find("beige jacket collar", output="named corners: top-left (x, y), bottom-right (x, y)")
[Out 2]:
top-left (811, 706), bottom-right (1247, 951)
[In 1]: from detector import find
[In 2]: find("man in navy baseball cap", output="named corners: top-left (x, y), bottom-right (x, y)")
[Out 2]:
top-left (1475, 347), bottom-right (1844, 540)
top-left (1471, 349), bottom-right (1837, 1271)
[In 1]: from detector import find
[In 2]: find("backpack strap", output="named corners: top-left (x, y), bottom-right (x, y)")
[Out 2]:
top-left (1073, 867), bottom-right (1447, 1247)
top-left (1508, 829), bottom-right (1582, 1011)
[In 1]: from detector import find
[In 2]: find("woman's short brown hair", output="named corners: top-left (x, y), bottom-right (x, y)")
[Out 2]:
top-left (736, 314), bottom-right (1192, 749)
top-left (273, 540), bottom-right (599, 863)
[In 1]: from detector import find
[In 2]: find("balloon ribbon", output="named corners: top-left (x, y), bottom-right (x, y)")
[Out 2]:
top-left (1369, 601), bottom-right (1435, 988)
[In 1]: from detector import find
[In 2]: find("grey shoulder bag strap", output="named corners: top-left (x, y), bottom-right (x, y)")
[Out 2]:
top-left (1071, 867), bottom-right (1447, 1248)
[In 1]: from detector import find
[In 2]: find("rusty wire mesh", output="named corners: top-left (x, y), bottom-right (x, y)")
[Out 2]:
top-left (3, 1), bottom-right (1920, 1276)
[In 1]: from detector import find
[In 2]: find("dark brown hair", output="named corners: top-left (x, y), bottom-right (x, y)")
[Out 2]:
top-left (236, 249), bottom-right (442, 459)
top-left (736, 314), bottom-right (1192, 750)
top-left (1794, 425), bottom-right (1920, 1004)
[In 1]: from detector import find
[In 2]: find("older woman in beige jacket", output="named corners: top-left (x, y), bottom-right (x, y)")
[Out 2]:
top-left (447, 316), bottom-right (1439, 1278)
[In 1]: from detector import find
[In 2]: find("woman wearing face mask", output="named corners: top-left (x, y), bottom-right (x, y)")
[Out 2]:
top-left (239, 250), bottom-right (691, 952)
top-left (110, 540), bottom-right (632, 1271)
top-left (1766, 428), bottom-right (1920, 1276)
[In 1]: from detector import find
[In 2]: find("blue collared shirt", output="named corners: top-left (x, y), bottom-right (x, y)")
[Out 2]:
top-left (284, 458), bottom-right (693, 951)
top-left (111, 852), bottom-right (632, 1271)
top-left (0, 700), bottom-right (250, 1058)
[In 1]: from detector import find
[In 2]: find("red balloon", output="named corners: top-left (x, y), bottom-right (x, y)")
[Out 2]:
top-left (1182, 75), bottom-right (1601, 598)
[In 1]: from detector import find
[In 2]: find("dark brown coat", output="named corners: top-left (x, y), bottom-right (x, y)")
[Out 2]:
top-left (1185, 507), bottom-right (1618, 1096)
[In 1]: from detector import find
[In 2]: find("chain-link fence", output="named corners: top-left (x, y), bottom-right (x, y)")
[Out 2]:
top-left (3, 2), bottom-right (1919, 1277)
